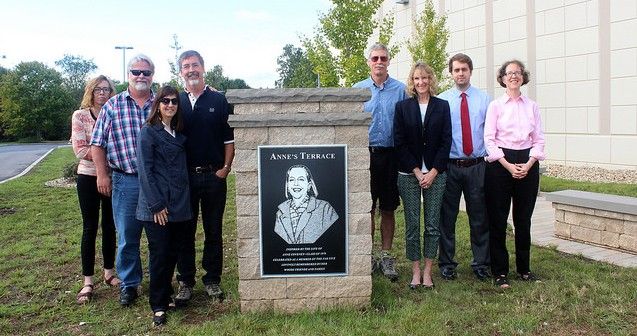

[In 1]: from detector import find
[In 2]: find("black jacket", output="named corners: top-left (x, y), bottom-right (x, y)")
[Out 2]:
top-left (136, 123), bottom-right (192, 222)
top-left (394, 96), bottom-right (452, 174)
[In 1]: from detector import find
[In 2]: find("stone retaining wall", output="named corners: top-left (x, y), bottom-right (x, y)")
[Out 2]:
top-left (546, 190), bottom-right (637, 253)
top-left (226, 88), bottom-right (373, 313)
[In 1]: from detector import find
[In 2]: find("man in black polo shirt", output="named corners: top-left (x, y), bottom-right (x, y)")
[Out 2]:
top-left (174, 50), bottom-right (234, 304)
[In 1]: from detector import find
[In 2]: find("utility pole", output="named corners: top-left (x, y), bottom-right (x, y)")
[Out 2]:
top-left (114, 46), bottom-right (133, 82)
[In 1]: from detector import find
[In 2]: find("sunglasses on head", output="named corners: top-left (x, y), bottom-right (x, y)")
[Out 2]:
top-left (159, 98), bottom-right (178, 105)
top-left (130, 69), bottom-right (153, 76)
top-left (370, 56), bottom-right (388, 62)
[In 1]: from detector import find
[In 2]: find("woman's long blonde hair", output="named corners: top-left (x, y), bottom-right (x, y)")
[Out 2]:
top-left (79, 75), bottom-right (116, 109)
top-left (406, 62), bottom-right (438, 98)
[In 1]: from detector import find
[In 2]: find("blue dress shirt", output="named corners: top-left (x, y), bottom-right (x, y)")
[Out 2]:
top-left (353, 76), bottom-right (407, 147)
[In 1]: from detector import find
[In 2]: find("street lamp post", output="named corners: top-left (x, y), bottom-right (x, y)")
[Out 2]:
top-left (114, 46), bottom-right (133, 83)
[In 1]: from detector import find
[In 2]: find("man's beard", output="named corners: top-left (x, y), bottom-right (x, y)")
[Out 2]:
top-left (134, 82), bottom-right (149, 91)
top-left (186, 78), bottom-right (201, 87)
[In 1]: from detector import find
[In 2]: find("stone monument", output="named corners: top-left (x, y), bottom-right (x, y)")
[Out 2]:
top-left (226, 88), bottom-right (373, 313)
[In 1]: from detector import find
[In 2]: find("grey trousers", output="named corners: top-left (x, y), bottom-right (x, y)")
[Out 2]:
top-left (438, 162), bottom-right (490, 271)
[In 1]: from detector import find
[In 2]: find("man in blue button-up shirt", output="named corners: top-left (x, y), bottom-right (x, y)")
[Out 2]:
top-left (353, 43), bottom-right (406, 281)
top-left (437, 53), bottom-right (492, 282)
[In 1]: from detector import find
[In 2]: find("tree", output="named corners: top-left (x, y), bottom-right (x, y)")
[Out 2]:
top-left (0, 62), bottom-right (75, 141)
top-left (55, 54), bottom-right (97, 102)
top-left (166, 34), bottom-right (183, 89)
top-left (406, 0), bottom-right (450, 91)
top-left (302, 0), bottom-right (398, 87)
top-left (204, 65), bottom-right (251, 91)
top-left (275, 44), bottom-right (318, 88)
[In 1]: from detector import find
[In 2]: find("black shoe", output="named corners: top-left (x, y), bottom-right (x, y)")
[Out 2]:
top-left (152, 311), bottom-right (167, 327)
top-left (494, 275), bottom-right (510, 289)
top-left (440, 268), bottom-right (457, 280)
top-left (474, 268), bottom-right (492, 281)
top-left (518, 271), bottom-right (540, 282)
top-left (119, 287), bottom-right (138, 307)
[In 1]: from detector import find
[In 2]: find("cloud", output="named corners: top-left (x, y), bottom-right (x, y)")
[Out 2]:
top-left (234, 10), bottom-right (273, 22)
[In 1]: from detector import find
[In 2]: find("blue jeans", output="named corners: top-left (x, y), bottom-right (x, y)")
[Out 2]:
top-left (176, 171), bottom-right (227, 286)
top-left (112, 171), bottom-right (144, 288)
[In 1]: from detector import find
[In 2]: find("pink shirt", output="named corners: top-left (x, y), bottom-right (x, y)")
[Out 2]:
top-left (71, 108), bottom-right (97, 176)
top-left (484, 93), bottom-right (545, 162)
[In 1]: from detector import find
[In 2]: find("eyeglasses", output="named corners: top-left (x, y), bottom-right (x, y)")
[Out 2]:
top-left (370, 56), bottom-right (388, 62)
top-left (505, 71), bottom-right (522, 77)
top-left (93, 87), bottom-right (112, 94)
top-left (159, 98), bottom-right (179, 105)
top-left (130, 69), bottom-right (153, 77)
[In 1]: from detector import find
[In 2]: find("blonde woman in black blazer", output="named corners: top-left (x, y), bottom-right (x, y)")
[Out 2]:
top-left (394, 62), bottom-right (452, 289)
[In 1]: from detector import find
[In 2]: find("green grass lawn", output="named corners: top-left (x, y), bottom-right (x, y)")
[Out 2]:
top-left (1, 148), bottom-right (636, 335)
top-left (540, 175), bottom-right (637, 197)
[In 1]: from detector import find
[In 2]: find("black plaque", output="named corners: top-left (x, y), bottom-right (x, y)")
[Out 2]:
top-left (258, 145), bottom-right (348, 277)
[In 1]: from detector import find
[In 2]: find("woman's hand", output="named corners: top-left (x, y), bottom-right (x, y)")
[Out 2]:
top-left (153, 208), bottom-right (169, 226)
top-left (499, 158), bottom-right (526, 179)
top-left (417, 169), bottom-right (438, 189)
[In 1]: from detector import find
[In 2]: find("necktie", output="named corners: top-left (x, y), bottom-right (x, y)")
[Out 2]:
top-left (460, 92), bottom-right (473, 156)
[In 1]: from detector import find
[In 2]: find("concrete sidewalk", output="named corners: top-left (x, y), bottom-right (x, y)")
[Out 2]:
top-left (460, 194), bottom-right (637, 268)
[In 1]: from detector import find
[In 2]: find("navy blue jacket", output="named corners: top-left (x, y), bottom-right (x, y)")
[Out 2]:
top-left (394, 96), bottom-right (452, 174)
top-left (180, 87), bottom-right (234, 169)
top-left (136, 123), bottom-right (192, 222)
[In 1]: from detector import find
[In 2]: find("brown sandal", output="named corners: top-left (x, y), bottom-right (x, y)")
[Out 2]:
top-left (76, 284), bottom-right (94, 304)
top-left (104, 275), bottom-right (121, 287)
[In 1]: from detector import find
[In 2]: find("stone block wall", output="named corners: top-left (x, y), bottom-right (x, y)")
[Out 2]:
top-left (226, 88), bottom-right (373, 313)
top-left (547, 190), bottom-right (637, 253)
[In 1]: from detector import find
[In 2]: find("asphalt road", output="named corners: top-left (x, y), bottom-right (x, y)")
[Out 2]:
top-left (0, 143), bottom-right (69, 182)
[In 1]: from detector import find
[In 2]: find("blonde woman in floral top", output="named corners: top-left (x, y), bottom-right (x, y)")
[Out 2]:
top-left (71, 75), bottom-right (118, 304)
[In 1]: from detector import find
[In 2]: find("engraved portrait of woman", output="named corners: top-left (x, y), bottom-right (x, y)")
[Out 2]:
top-left (274, 165), bottom-right (339, 244)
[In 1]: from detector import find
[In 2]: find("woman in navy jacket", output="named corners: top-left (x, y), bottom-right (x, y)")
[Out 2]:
top-left (136, 85), bottom-right (191, 326)
top-left (394, 62), bottom-right (451, 289)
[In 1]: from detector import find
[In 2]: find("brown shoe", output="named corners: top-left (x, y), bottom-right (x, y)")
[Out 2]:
top-left (76, 284), bottom-right (94, 304)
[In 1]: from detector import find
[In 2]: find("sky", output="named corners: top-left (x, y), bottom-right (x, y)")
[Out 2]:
top-left (0, 0), bottom-right (332, 88)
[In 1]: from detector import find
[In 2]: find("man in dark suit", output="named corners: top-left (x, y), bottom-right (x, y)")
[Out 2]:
top-left (437, 53), bottom-right (492, 281)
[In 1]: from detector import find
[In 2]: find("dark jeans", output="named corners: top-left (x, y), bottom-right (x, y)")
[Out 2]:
top-left (176, 171), bottom-right (227, 286)
top-left (76, 174), bottom-right (116, 276)
top-left (439, 162), bottom-right (489, 271)
top-left (485, 148), bottom-right (539, 277)
top-left (144, 220), bottom-right (182, 312)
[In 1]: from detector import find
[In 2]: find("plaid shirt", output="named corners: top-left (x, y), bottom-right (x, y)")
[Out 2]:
top-left (90, 89), bottom-right (154, 174)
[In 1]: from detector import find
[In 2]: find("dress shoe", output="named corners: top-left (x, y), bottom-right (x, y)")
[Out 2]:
top-left (119, 287), bottom-right (138, 307)
top-left (474, 268), bottom-right (492, 281)
top-left (440, 268), bottom-right (457, 280)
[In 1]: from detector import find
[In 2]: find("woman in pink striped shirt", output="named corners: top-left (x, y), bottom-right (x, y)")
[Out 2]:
top-left (71, 75), bottom-right (119, 303)
top-left (484, 60), bottom-right (545, 289)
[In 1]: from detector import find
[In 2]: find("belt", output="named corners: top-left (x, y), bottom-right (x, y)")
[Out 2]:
top-left (111, 167), bottom-right (137, 176)
top-left (449, 157), bottom-right (484, 168)
top-left (189, 165), bottom-right (216, 174)
top-left (368, 146), bottom-right (394, 154)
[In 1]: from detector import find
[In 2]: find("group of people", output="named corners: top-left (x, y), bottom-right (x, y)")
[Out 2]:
top-left (70, 50), bottom-right (234, 326)
top-left (356, 44), bottom-right (545, 290)
top-left (69, 43), bottom-right (544, 325)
